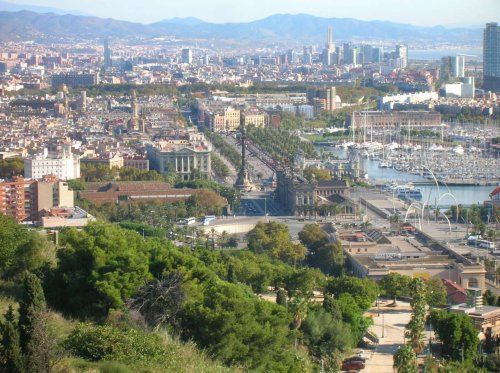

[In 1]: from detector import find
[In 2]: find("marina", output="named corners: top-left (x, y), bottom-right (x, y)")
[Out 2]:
top-left (319, 146), bottom-right (498, 207)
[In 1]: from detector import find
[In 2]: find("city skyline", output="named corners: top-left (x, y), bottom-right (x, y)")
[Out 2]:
top-left (2, 0), bottom-right (499, 27)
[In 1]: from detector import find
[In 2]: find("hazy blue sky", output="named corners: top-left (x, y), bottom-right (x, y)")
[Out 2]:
top-left (3, 0), bottom-right (500, 26)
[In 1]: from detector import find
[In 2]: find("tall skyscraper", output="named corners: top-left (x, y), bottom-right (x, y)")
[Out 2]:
top-left (362, 45), bottom-right (373, 64)
top-left (103, 38), bottom-right (112, 69)
top-left (441, 55), bottom-right (465, 80)
top-left (395, 44), bottom-right (408, 69)
top-left (483, 22), bottom-right (500, 92)
top-left (181, 48), bottom-right (193, 64)
top-left (322, 26), bottom-right (335, 66)
top-left (372, 47), bottom-right (383, 63)
top-left (326, 26), bottom-right (334, 50)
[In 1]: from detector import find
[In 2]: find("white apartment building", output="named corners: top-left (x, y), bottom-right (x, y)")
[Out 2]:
top-left (24, 147), bottom-right (80, 180)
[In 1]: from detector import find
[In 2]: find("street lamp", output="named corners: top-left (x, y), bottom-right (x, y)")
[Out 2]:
top-left (377, 293), bottom-right (380, 316)
top-left (382, 312), bottom-right (385, 338)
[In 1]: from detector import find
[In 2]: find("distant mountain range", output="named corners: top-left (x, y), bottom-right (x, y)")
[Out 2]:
top-left (0, 1), bottom-right (90, 16)
top-left (0, 10), bottom-right (483, 45)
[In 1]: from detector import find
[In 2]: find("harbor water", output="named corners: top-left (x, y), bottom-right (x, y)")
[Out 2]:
top-left (326, 147), bottom-right (494, 206)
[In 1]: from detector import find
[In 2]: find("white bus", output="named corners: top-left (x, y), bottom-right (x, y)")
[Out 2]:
top-left (203, 215), bottom-right (216, 225)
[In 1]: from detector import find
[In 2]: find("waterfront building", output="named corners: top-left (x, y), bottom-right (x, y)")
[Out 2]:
top-left (276, 169), bottom-right (356, 216)
top-left (483, 22), bottom-right (500, 92)
top-left (484, 186), bottom-right (500, 214)
top-left (347, 110), bottom-right (442, 128)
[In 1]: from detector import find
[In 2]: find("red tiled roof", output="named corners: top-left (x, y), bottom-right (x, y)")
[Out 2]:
top-left (490, 187), bottom-right (500, 198)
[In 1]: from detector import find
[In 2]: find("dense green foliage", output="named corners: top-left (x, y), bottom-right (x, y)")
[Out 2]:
top-left (301, 306), bottom-right (352, 370)
top-left (379, 272), bottom-right (412, 301)
top-left (302, 167), bottom-right (332, 182)
top-left (211, 153), bottom-right (231, 178)
top-left (175, 179), bottom-right (239, 210)
top-left (0, 215), bottom-right (49, 279)
top-left (47, 223), bottom-right (151, 317)
top-left (246, 125), bottom-right (317, 167)
top-left (78, 164), bottom-right (171, 184)
top-left (38, 221), bottom-right (328, 370)
top-left (298, 224), bottom-right (344, 276)
top-left (204, 131), bottom-right (242, 169)
top-left (393, 345), bottom-right (417, 373)
top-left (325, 276), bottom-right (378, 311)
top-left (247, 221), bottom-right (306, 265)
top-left (65, 323), bottom-right (171, 364)
top-left (404, 278), bottom-right (427, 353)
top-left (379, 273), bottom-right (447, 307)
top-left (428, 309), bottom-right (479, 362)
top-left (0, 306), bottom-right (23, 373)
top-left (0, 157), bottom-right (24, 179)
top-left (181, 280), bottom-right (303, 371)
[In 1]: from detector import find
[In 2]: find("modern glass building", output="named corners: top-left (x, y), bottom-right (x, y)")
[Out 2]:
top-left (483, 22), bottom-right (500, 92)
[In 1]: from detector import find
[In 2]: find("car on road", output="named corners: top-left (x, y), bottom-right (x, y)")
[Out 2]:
top-left (341, 360), bottom-right (365, 371)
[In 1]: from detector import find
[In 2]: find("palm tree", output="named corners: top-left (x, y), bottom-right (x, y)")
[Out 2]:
top-left (434, 207), bottom-right (440, 223)
top-left (210, 227), bottom-right (217, 250)
top-left (288, 296), bottom-right (309, 330)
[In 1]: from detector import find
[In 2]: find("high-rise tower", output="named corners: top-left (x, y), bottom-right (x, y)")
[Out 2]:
top-left (322, 26), bottom-right (336, 66)
top-left (484, 22), bottom-right (500, 92)
top-left (326, 26), bottom-right (334, 50)
top-left (103, 38), bottom-right (112, 69)
top-left (395, 44), bottom-right (408, 69)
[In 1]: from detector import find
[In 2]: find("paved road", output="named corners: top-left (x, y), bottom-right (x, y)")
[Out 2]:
top-left (362, 300), bottom-right (414, 373)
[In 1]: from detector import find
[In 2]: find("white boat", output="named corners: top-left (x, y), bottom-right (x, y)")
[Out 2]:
top-left (453, 145), bottom-right (464, 155)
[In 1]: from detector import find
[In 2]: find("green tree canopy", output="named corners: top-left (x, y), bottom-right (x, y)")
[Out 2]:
top-left (301, 307), bottom-right (353, 368)
top-left (298, 224), bottom-right (329, 252)
top-left (180, 280), bottom-right (302, 372)
top-left (303, 167), bottom-right (332, 182)
top-left (0, 157), bottom-right (24, 179)
top-left (393, 345), bottom-right (417, 373)
top-left (0, 215), bottom-right (48, 279)
top-left (335, 293), bottom-right (373, 342)
top-left (48, 222), bottom-right (151, 317)
top-left (379, 273), bottom-right (412, 301)
top-left (425, 278), bottom-right (447, 307)
top-left (428, 309), bottom-right (479, 362)
top-left (325, 276), bottom-right (378, 311)
top-left (0, 306), bottom-right (23, 373)
top-left (247, 222), bottom-right (306, 265)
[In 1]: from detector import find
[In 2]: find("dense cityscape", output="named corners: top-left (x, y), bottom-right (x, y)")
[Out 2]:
top-left (0, 1), bottom-right (500, 372)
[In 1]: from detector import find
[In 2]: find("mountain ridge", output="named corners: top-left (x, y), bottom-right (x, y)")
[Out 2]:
top-left (0, 0), bottom-right (90, 16)
top-left (0, 10), bottom-right (483, 44)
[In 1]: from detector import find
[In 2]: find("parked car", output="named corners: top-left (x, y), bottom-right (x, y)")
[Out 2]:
top-left (341, 360), bottom-right (365, 371)
top-left (343, 356), bottom-right (366, 364)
